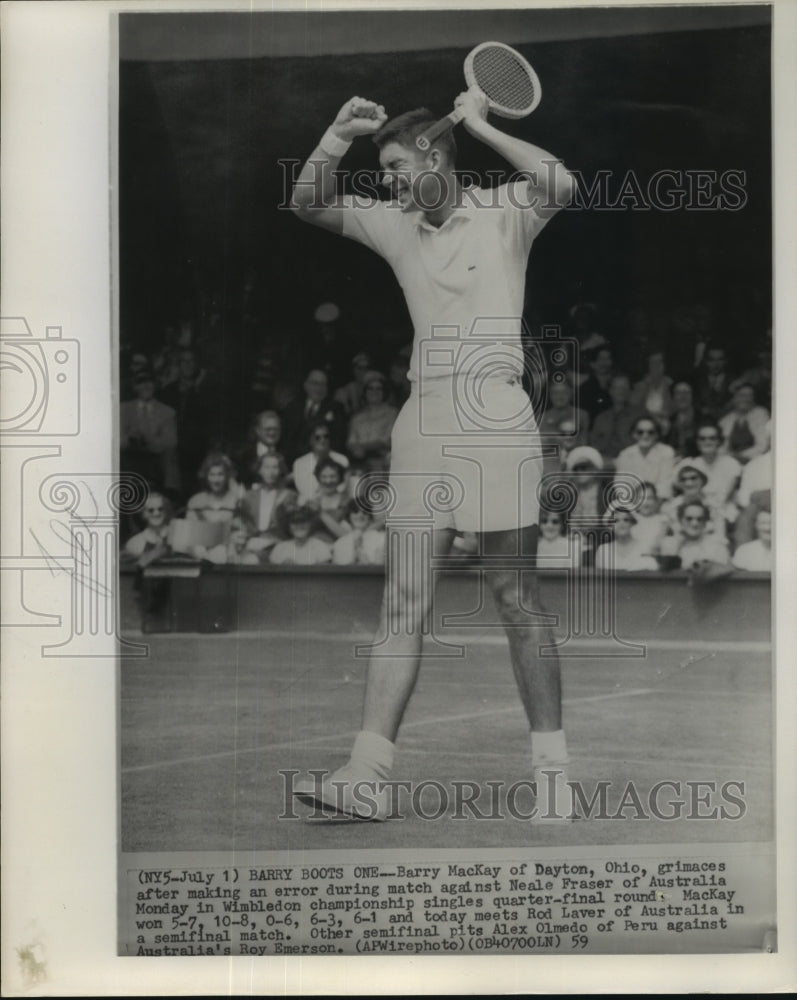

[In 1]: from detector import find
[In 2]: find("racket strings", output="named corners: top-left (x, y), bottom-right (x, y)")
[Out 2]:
top-left (473, 46), bottom-right (537, 111)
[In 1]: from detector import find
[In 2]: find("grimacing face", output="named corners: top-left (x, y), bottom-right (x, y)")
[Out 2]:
top-left (379, 140), bottom-right (444, 214)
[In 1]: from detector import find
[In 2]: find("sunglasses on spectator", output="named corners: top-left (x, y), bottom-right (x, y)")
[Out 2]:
top-left (540, 516), bottom-right (562, 524)
top-left (697, 434), bottom-right (719, 441)
top-left (635, 427), bottom-right (657, 437)
top-left (572, 463), bottom-right (595, 471)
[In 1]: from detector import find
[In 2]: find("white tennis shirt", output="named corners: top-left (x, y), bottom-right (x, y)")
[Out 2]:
top-left (341, 181), bottom-right (551, 383)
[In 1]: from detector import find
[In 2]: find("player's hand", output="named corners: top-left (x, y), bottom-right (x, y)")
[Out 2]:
top-left (454, 86), bottom-right (489, 135)
top-left (331, 97), bottom-right (388, 141)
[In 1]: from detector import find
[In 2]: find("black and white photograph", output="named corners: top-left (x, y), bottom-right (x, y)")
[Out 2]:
top-left (2, 0), bottom-right (796, 995)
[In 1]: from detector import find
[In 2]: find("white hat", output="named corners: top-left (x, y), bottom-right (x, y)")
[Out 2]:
top-left (565, 446), bottom-right (604, 471)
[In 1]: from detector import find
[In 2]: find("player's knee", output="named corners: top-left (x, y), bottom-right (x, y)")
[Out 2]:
top-left (490, 578), bottom-right (525, 624)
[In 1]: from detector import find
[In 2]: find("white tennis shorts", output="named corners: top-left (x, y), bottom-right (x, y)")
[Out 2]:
top-left (388, 376), bottom-right (544, 533)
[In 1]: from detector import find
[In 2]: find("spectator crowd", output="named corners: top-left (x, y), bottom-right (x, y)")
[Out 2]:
top-left (121, 299), bottom-right (772, 576)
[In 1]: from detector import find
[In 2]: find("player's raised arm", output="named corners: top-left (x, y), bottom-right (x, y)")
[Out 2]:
top-left (290, 97), bottom-right (387, 235)
top-left (454, 86), bottom-right (576, 216)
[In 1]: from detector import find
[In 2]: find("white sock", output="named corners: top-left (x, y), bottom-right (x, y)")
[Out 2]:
top-left (349, 730), bottom-right (395, 780)
top-left (531, 729), bottom-right (569, 767)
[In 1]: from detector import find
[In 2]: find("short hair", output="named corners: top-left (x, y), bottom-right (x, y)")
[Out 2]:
top-left (314, 456), bottom-right (346, 482)
top-left (198, 451), bottom-right (236, 486)
top-left (632, 414), bottom-right (661, 436)
top-left (373, 108), bottom-right (457, 164)
top-left (604, 505), bottom-right (637, 526)
top-left (678, 500), bottom-right (710, 523)
top-left (696, 420), bottom-right (724, 443)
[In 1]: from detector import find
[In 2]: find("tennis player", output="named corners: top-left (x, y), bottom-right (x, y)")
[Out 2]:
top-left (290, 90), bottom-right (576, 821)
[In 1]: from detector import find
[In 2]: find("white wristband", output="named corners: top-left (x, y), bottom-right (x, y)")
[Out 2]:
top-left (319, 128), bottom-right (352, 158)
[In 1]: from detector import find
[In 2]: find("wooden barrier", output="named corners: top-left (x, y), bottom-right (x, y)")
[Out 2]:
top-left (119, 565), bottom-right (771, 645)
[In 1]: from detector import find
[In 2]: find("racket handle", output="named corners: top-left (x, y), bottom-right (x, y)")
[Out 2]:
top-left (416, 109), bottom-right (465, 151)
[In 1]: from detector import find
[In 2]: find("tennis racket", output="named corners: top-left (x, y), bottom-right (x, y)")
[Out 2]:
top-left (416, 41), bottom-right (542, 152)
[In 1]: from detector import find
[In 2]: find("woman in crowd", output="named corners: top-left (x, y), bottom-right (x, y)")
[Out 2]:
top-left (630, 481), bottom-right (667, 556)
top-left (332, 500), bottom-right (386, 566)
top-left (732, 509), bottom-right (772, 572)
top-left (689, 421), bottom-right (742, 527)
top-left (615, 415), bottom-right (676, 500)
top-left (345, 370), bottom-right (398, 472)
top-left (595, 507), bottom-right (658, 572)
top-left (240, 453), bottom-right (297, 555)
top-left (630, 350), bottom-right (674, 436)
top-left (536, 510), bottom-right (570, 560)
top-left (186, 452), bottom-right (243, 524)
top-left (660, 461), bottom-right (726, 540)
top-left (306, 457), bottom-right (352, 543)
top-left (192, 514), bottom-right (262, 566)
top-left (292, 422), bottom-right (350, 504)
top-left (664, 500), bottom-right (730, 570)
top-left (269, 507), bottom-right (332, 565)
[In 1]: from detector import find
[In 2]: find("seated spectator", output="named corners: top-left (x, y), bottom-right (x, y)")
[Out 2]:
top-left (661, 500), bottom-right (730, 569)
top-left (122, 491), bottom-right (173, 568)
top-left (563, 448), bottom-right (607, 566)
top-left (306, 458), bottom-right (352, 542)
top-left (732, 509), bottom-right (772, 572)
top-left (280, 367), bottom-right (347, 462)
top-left (630, 350), bottom-right (674, 436)
top-left (240, 453), bottom-right (298, 551)
top-left (159, 347), bottom-right (212, 489)
top-left (736, 447), bottom-right (772, 510)
top-left (186, 452), bottom-right (243, 524)
top-left (660, 461), bottom-right (726, 539)
top-left (292, 423), bottom-right (350, 504)
top-left (332, 500), bottom-right (386, 565)
top-left (346, 371), bottom-right (398, 471)
top-left (595, 507), bottom-right (658, 572)
top-left (631, 481), bottom-right (667, 556)
top-left (578, 346), bottom-right (615, 420)
top-left (334, 352), bottom-right (373, 414)
top-left (663, 381), bottom-right (698, 459)
top-left (539, 377), bottom-right (590, 453)
top-left (237, 410), bottom-right (286, 487)
top-left (616, 415), bottom-right (676, 499)
top-left (693, 345), bottom-right (733, 421)
top-left (690, 421), bottom-right (742, 525)
top-left (536, 510), bottom-right (570, 559)
top-left (192, 515), bottom-right (262, 566)
top-left (120, 370), bottom-right (181, 494)
top-left (588, 373), bottom-right (642, 464)
top-left (719, 384), bottom-right (770, 464)
top-left (269, 507), bottom-right (332, 565)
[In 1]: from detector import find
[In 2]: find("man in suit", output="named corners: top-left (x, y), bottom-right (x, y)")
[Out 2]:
top-left (280, 368), bottom-right (346, 462)
top-left (120, 371), bottom-right (180, 493)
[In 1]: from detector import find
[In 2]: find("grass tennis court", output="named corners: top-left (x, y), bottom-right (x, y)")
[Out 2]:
top-left (120, 626), bottom-right (772, 853)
